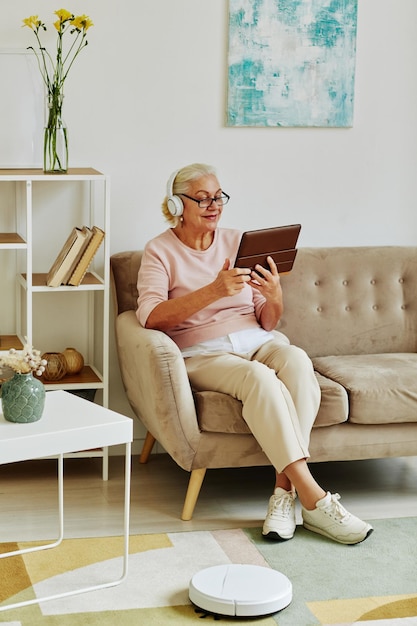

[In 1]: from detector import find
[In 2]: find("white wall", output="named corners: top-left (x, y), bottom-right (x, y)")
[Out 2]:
top-left (2, 1), bottom-right (417, 446)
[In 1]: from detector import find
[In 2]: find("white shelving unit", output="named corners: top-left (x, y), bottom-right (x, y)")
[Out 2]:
top-left (0, 168), bottom-right (110, 479)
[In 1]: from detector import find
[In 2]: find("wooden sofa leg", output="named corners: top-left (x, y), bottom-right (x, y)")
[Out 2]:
top-left (139, 431), bottom-right (156, 464)
top-left (181, 468), bottom-right (207, 521)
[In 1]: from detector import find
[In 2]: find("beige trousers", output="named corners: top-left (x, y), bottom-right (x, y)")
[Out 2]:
top-left (185, 338), bottom-right (321, 474)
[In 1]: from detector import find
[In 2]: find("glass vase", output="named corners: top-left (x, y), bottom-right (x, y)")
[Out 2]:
top-left (44, 92), bottom-right (68, 173)
top-left (1, 372), bottom-right (45, 423)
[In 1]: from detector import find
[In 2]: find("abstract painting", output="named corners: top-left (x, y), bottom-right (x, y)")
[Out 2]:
top-left (227, 0), bottom-right (358, 127)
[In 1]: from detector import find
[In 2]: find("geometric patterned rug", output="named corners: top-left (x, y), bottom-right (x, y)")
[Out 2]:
top-left (0, 517), bottom-right (416, 624)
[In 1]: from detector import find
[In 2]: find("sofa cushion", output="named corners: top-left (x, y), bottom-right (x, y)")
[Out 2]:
top-left (312, 353), bottom-right (417, 425)
top-left (314, 372), bottom-right (349, 427)
top-left (193, 372), bottom-right (348, 435)
top-left (194, 391), bottom-right (248, 434)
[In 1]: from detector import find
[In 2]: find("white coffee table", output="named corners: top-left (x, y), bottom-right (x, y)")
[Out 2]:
top-left (0, 389), bottom-right (133, 611)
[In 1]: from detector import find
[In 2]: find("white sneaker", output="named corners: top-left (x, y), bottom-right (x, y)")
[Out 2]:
top-left (302, 492), bottom-right (373, 545)
top-left (262, 488), bottom-right (296, 541)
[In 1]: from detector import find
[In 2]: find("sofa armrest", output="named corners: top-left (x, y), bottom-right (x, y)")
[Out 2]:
top-left (114, 310), bottom-right (200, 470)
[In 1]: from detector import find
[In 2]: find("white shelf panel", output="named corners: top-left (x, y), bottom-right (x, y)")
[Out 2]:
top-left (0, 168), bottom-right (105, 182)
top-left (18, 272), bottom-right (105, 291)
top-left (0, 243), bottom-right (27, 250)
top-left (43, 381), bottom-right (104, 391)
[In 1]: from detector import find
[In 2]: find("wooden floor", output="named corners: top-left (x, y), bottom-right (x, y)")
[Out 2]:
top-left (0, 453), bottom-right (416, 541)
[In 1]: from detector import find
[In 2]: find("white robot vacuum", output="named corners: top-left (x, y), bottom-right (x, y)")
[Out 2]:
top-left (189, 563), bottom-right (292, 618)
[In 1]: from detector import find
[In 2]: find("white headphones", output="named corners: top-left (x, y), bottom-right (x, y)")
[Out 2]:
top-left (166, 169), bottom-right (184, 217)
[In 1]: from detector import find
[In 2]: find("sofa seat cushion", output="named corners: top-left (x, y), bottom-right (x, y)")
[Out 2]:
top-left (312, 353), bottom-right (417, 425)
top-left (193, 372), bottom-right (348, 435)
top-left (314, 373), bottom-right (349, 427)
top-left (194, 391), bottom-right (248, 434)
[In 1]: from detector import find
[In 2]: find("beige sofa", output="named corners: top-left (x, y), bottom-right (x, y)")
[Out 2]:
top-left (111, 246), bottom-right (417, 519)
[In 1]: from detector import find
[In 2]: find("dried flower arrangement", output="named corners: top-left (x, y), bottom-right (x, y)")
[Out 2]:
top-left (0, 342), bottom-right (47, 376)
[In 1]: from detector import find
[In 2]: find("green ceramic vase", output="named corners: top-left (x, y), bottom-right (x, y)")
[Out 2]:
top-left (1, 372), bottom-right (45, 423)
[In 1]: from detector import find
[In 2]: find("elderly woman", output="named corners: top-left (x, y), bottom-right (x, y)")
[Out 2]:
top-left (137, 163), bottom-right (373, 545)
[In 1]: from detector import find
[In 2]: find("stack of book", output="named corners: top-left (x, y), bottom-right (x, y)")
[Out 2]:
top-left (46, 225), bottom-right (105, 287)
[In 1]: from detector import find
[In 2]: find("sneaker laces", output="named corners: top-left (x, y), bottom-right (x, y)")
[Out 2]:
top-left (320, 493), bottom-right (350, 523)
top-left (269, 492), bottom-right (294, 520)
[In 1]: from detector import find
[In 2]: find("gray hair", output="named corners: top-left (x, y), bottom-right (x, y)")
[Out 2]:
top-left (162, 163), bottom-right (217, 225)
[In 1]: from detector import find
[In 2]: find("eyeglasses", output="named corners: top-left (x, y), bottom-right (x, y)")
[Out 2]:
top-left (180, 192), bottom-right (230, 209)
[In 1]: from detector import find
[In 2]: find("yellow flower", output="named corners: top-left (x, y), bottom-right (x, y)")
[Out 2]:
top-left (55, 8), bottom-right (73, 22)
top-left (22, 15), bottom-right (42, 30)
top-left (23, 8), bottom-right (93, 94)
top-left (54, 9), bottom-right (73, 31)
top-left (71, 14), bottom-right (94, 31)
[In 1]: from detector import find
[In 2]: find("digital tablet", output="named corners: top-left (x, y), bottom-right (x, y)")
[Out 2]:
top-left (234, 224), bottom-right (301, 274)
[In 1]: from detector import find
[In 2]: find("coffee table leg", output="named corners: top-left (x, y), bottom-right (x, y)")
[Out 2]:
top-left (0, 454), bottom-right (65, 561)
top-left (0, 442), bottom-right (131, 611)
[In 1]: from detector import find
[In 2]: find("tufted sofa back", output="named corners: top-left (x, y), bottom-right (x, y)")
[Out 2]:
top-left (111, 247), bottom-right (417, 358)
top-left (279, 247), bottom-right (417, 357)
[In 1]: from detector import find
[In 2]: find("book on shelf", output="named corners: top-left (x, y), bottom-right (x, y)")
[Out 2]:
top-left (67, 226), bottom-right (105, 286)
top-left (46, 226), bottom-right (91, 287)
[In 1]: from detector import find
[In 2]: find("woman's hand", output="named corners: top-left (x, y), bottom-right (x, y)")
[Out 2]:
top-left (249, 256), bottom-right (282, 302)
top-left (249, 256), bottom-right (284, 330)
top-left (211, 259), bottom-right (252, 297)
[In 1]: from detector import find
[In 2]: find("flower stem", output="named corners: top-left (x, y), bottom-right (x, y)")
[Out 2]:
top-left (44, 91), bottom-right (68, 173)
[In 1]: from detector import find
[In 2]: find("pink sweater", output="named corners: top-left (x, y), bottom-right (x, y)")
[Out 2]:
top-left (136, 228), bottom-right (267, 350)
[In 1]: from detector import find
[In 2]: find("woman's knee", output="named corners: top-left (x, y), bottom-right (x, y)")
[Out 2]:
top-left (264, 343), bottom-right (313, 377)
top-left (283, 345), bottom-right (314, 372)
top-left (241, 360), bottom-right (280, 393)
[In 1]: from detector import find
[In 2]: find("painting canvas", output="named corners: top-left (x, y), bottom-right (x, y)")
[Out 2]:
top-left (0, 50), bottom-right (44, 167)
top-left (227, 0), bottom-right (358, 127)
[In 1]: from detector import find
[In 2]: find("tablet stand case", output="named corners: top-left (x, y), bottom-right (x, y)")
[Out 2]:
top-left (234, 224), bottom-right (301, 273)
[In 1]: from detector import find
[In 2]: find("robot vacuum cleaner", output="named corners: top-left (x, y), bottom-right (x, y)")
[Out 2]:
top-left (189, 564), bottom-right (292, 618)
